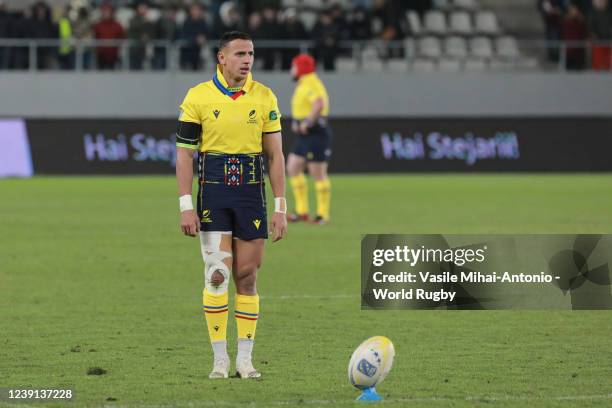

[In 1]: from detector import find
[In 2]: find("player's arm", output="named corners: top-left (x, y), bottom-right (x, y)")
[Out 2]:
top-left (300, 97), bottom-right (324, 134)
top-left (176, 120), bottom-right (201, 237)
top-left (263, 132), bottom-right (287, 242)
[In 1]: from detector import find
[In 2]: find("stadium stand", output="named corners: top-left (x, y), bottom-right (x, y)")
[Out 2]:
top-left (0, 0), bottom-right (609, 72)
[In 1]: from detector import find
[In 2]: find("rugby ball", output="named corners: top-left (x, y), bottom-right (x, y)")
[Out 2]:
top-left (348, 336), bottom-right (395, 390)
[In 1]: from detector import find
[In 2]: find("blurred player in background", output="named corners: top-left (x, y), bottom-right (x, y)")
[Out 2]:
top-left (286, 54), bottom-right (332, 225)
top-left (175, 31), bottom-right (287, 379)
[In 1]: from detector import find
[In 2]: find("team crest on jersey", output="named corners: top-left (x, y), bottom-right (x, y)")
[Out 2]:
top-left (253, 219), bottom-right (261, 229)
top-left (247, 109), bottom-right (257, 124)
top-left (213, 109), bottom-right (220, 119)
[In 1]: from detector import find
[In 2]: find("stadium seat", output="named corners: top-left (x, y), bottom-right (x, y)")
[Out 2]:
top-left (518, 57), bottom-right (539, 70)
top-left (298, 11), bottom-right (318, 31)
top-left (489, 58), bottom-right (515, 70)
top-left (444, 36), bottom-right (468, 58)
top-left (449, 11), bottom-right (473, 36)
top-left (423, 10), bottom-right (447, 36)
top-left (282, 0), bottom-right (300, 6)
top-left (362, 58), bottom-right (384, 72)
top-left (475, 11), bottom-right (500, 36)
top-left (464, 58), bottom-right (488, 70)
top-left (116, 7), bottom-right (134, 29)
top-left (175, 8), bottom-right (187, 26)
top-left (335, 58), bottom-right (357, 72)
top-left (361, 45), bottom-right (379, 60)
top-left (406, 11), bottom-right (422, 36)
top-left (301, 0), bottom-right (324, 8)
top-left (147, 8), bottom-right (161, 23)
top-left (470, 36), bottom-right (494, 59)
top-left (387, 59), bottom-right (409, 72)
top-left (438, 58), bottom-right (462, 72)
top-left (412, 59), bottom-right (437, 72)
top-left (433, 0), bottom-right (451, 10)
top-left (404, 38), bottom-right (417, 59)
top-left (452, 0), bottom-right (478, 11)
top-left (418, 36), bottom-right (443, 59)
top-left (496, 36), bottom-right (520, 60)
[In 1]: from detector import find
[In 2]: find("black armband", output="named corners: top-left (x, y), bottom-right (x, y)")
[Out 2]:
top-left (176, 121), bottom-right (202, 149)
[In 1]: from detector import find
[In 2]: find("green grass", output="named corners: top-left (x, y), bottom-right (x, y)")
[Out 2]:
top-left (1, 175), bottom-right (612, 407)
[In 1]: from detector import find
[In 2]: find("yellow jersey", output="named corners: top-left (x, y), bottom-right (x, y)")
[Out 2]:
top-left (291, 72), bottom-right (329, 120)
top-left (178, 65), bottom-right (282, 154)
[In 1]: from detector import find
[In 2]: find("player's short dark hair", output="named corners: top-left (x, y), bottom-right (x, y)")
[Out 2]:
top-left (219, 31), bottom-right (252, 50)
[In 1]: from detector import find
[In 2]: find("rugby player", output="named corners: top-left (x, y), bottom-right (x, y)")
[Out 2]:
top-left (175, 31), bottom-right (287, 379)
top-left (286, 54), bottom-right (332, 224)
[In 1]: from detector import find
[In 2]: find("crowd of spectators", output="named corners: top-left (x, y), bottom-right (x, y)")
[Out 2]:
top-left (539, 0), bottom-right (612, 70)
top-left (0, 0), bottom-right (430, 71)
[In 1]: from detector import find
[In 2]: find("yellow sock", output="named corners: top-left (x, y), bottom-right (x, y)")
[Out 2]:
top-left (289, 173), bottom-right (309, 215)
top-left (315, 178), bottom-right (331, 220)
top-left (203, 289), bottom-right (228, 343)
top-left (235, 294), bottom-right (259, 340)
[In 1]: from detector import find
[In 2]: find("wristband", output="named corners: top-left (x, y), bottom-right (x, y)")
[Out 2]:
top-left (274, 197), bottom-right (287, 214)
top-left (179, 194), bottom-right (194, 212)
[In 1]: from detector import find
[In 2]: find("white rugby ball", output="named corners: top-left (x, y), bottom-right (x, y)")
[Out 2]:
top-left (348, 336), bottom-right (395, 390)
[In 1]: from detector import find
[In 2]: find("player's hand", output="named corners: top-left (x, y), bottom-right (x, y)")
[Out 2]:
top-left (299, 121), bottom-right (310, 135)
top-left (180, 209), bottom-right (200, 237)
top-left (291, 120), bottom-right (299, 134)
top-left (270, 212), bottom-right (287, 242)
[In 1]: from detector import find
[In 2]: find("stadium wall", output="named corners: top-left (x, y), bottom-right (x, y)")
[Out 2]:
top-left (2, 73), bottom-right (612, 176)
top-left (1, 72), bottom-right (612, 118)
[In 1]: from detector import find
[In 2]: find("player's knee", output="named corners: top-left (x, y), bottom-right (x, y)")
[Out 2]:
top-left (210, 270), bottom-right (225, 286)
top-left (200, 232), bottom-right (232, 293)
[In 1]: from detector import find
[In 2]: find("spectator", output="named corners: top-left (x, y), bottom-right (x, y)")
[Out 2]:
top-left (348, 6), bottom-right (372, 41)
top-left (0, 0), bottom-right (10, 69)
top-left (561, 4), bottom-right (588, 70)
top-left (406, 0), bottom-right (433, 18)
top-left (179, 3), bottom-right (209, 71)
top-left (252, 6), bottom-right (280, 70)
top-left (57, 6), bottom-right (75, 70)
top-left (280, 8), bottom-right (308, 70)
top-left (128, 1), bottom-right (156, 70)
top-left (28, 1), bottom-right (58, 70)
top-left (153, 6), bottom-right (178, 70)
top-left (539, 0), bottom-right (567, 62)
top-left (8, 9), bottom-right (31, 69)
top-left (587, 0), bottom-right (612, 70)
top-left (329, 4), bottom-right (351, 42)
top-left (72, 7), bottom-right (93, 70)
top-left (93, 3), bottom-right (125, 70)
top-left (311, 9), bottom-right (340, 71)
top-left (372, 0), bottom-right (406, 59)
top-left (213, 1), bottom-right (244, 38)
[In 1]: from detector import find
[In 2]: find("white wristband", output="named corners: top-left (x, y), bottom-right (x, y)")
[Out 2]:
top-left (179, 194), bottom-right (194, 212)
top-left (274, 197), bottom-right (287, 214)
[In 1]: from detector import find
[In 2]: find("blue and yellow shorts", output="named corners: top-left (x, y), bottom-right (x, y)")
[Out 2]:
top-left (196, 152), bottom-right (267, 240)
top-left (292, 122), bottom-right (333, 162)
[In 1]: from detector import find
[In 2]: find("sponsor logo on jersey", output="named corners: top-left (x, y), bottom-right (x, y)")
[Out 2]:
top-left (269, 110), bottom-right (278, 120)
top-left (253, 219), bottom-right (261, 229)
top-left (213, 109), bottom-right (220, 119)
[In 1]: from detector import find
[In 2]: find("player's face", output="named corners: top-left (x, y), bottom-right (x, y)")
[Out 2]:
top-left (290, 64), bottom-right (298, 81)
top-left (218, 39), bottom-right (254, 82)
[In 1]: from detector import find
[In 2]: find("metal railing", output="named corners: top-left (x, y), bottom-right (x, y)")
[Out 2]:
top-left (0, 38), bottom-right (610, 72)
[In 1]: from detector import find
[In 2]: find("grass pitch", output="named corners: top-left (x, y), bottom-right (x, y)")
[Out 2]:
top-left (1, 174), bottom-right (612, 407)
